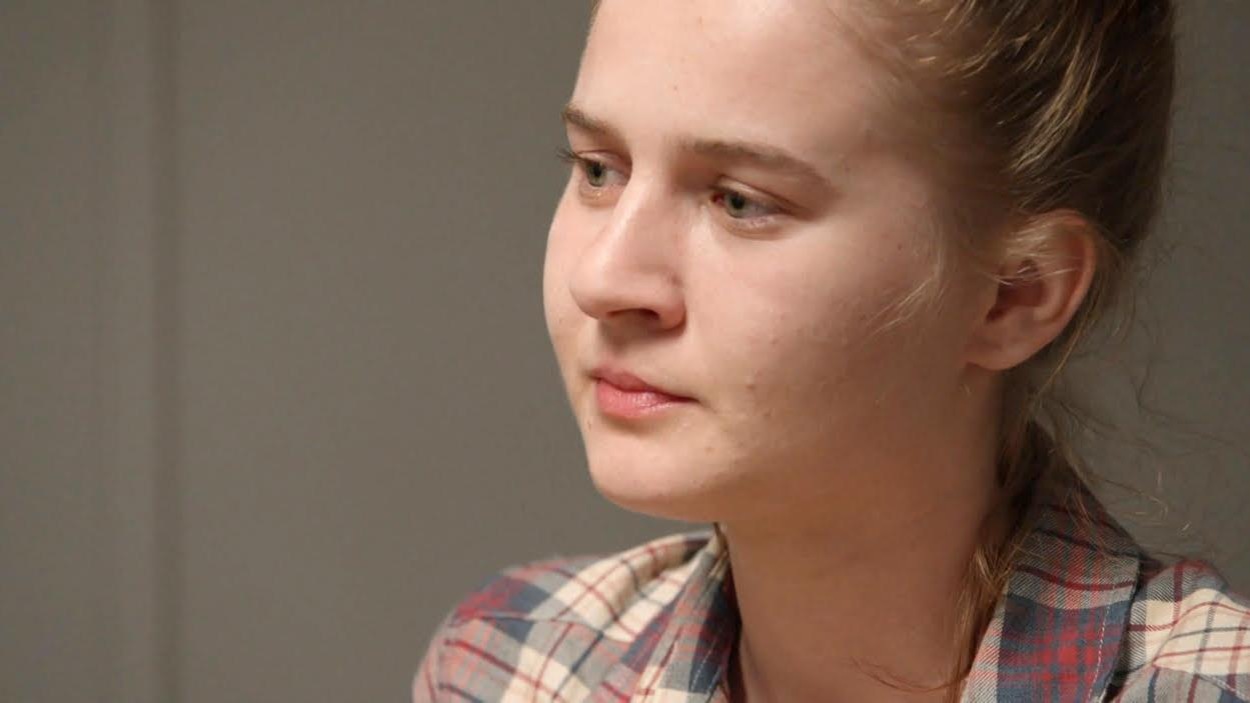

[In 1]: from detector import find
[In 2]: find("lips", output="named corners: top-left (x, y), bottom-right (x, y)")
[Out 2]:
top-left (590, 369), bottom-right (694, 421)
top-left (589, 365), bottom-right (691, 400)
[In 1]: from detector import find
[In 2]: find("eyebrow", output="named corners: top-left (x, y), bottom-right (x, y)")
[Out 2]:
top-left (561, 103), bottom-right (834, 189)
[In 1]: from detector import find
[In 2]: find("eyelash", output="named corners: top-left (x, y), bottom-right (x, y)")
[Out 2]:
top-left (555, 147), bottom-right (781, 231)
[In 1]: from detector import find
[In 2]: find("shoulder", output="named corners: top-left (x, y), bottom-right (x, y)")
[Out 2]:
top-left (1113, 557), bottom-right (1250, 701)
top-left (412, 528), bottom-right (713, 702)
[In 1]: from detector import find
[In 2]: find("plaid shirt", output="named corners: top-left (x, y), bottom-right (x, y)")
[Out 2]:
top-left (413, 481), bottom-right (1250, 702)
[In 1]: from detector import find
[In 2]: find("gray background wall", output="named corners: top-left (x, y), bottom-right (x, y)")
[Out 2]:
top-left (2, 1), bottom-right (1246, 701)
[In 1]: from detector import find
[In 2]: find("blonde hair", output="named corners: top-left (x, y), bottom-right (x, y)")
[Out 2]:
top-left (829, 0), bottom-right (1177, 696)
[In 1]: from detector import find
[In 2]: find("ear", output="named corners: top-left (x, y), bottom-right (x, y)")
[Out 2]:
top-left (964, 212), bottom-right (1099, 372)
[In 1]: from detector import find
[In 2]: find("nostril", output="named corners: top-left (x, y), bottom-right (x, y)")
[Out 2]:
top-left (571, 277), bottom-right (685, 329)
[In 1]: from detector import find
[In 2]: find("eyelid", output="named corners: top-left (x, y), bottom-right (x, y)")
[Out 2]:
top-left (712, 186), bottom-right (780, 216)
top-left (557, 147), bottom-right (628, 178)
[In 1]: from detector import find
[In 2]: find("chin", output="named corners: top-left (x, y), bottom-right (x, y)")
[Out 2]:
top-left (583, 449), bottom-right (729, 524)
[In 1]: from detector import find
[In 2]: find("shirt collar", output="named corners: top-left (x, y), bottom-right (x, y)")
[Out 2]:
top-left (629, 476), bottom-right (1143, 702)
top-left (960, 476), bottom-right (1143, 701)
top-left (632, 522), bottom-right (737, 702)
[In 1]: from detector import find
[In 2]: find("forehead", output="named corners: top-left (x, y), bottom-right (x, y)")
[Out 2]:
top-left (575, 0), bottom-right (884, 161)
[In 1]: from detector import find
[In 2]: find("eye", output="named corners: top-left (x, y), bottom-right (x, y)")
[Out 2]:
top-left (714, 190), bottom-right (770, 218)
top-left (711, 188), bottom-right (781, 229)
top-left (555, 148), bottom-right (785, 230)
top-left (556, 147), bottom-right (626, 193)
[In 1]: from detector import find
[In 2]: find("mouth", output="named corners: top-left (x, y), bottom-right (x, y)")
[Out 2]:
top-left (588, 366), bottom-right (695, 420)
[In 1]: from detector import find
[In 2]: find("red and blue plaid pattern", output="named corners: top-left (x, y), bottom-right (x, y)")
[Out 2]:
top-left (414, 481), bottom-right (1250, 701)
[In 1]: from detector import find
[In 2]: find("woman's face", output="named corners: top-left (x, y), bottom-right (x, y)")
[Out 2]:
top-left (544, 0), bottom-right (986, 526)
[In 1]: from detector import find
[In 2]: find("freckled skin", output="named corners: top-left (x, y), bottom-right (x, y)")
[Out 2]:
top-left (543, 0), bottom-right (986, 530)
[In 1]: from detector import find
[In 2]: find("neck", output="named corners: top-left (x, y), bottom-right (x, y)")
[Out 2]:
top-left (720, 385), bottom-right (1005, 701)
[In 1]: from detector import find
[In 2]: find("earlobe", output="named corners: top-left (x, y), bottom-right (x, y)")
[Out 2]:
top-left (965, 214), bottom-right (1099, 372)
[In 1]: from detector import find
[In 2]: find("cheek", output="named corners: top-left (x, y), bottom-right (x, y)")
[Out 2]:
top-left (693, 234), bottom-right (931, 432)
top-left (712, 237), bottom-right (915, 351)
top-left (542, 198), bottom-right (580, 349)
top-left (714, 294), bottom-right (875, 419)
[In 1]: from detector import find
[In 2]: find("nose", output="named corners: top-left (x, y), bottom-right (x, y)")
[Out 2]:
top-left (567, 180), bottom-right (686, 332)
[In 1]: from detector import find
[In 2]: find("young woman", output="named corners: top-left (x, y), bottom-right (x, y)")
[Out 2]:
top-left (415, 1), bottom-right (1249, 700)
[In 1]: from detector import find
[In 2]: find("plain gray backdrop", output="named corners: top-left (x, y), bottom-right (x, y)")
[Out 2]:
top-left (2, 1), bottom-right (1247, 701)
